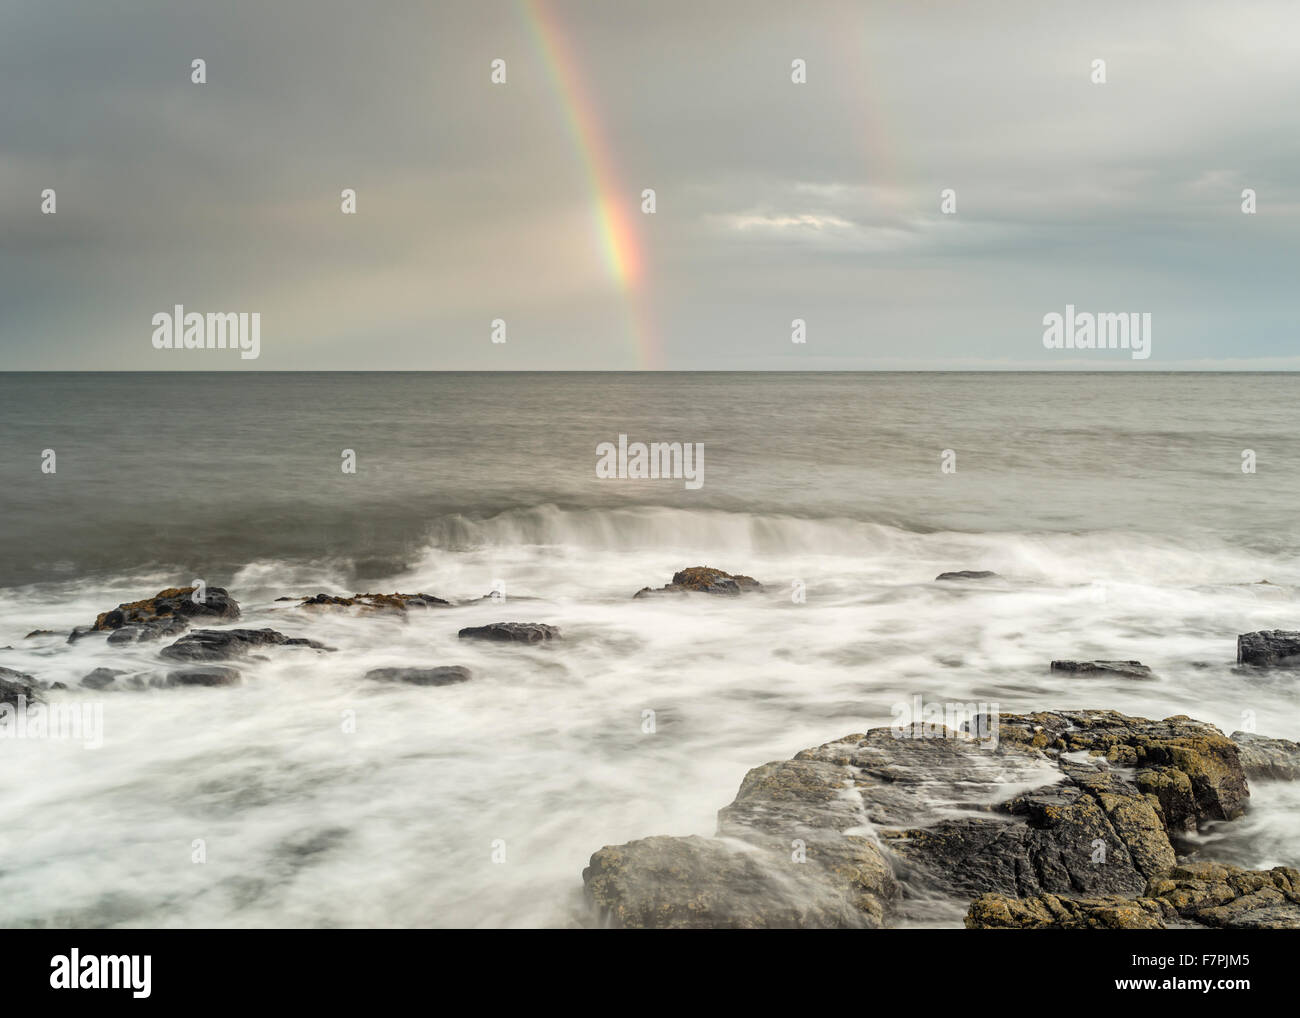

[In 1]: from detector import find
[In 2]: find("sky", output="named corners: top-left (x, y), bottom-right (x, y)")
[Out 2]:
top-left (1, 0), bottom-right (1298, 370)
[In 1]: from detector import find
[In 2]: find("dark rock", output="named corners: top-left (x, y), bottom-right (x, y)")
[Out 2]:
top-left (1, 666), bottom-right (41, 707)
top-left (106, 617), bottom-right (189, 645)
top-left (91, 586), bottom-right (241, 636)
top-left (1050, 659), bottom-right (1153, 679)
top-left (80, 667), bottom-right (126, 690)
top-left (49, 682), bottom-right (68, 690)
top-left (457, 622), bottom-right (559, 644)
top-left (160, 628), bottom-right (333, 662)
top-left (582, 708), bottom-right (1249, 928)
top-left (995, 710), bottom-right (1248, 833)
top-left (163, 666), bottom-right (243, 687)
top-left (293, 592), bottom-right (452, 612)
top-left (1237, 630), bottom-right (1300, 666)
top-left (935, 570), bottom-right (999, 581)
top-left (1231, 731), bottom-right (1300, 781)
top-left (633, 566), bottom-right (763, 599)
top-left (969, 862), bottom-right (1300, 929)
top-left (364, 666), bottom-right (472, 686)
top-left (23, 629), bottom-right (57, 639)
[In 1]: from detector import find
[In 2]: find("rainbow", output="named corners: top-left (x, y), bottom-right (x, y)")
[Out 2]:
top-left (520, 0), bottom-right (660, 368)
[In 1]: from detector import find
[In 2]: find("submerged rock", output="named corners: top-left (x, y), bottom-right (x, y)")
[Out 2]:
top-left (935, 570), bottom-right (999, 581)
top-left (23, 629), bottom-right (57, 639)
top-left (581, 709), bottom-right (1252, 928)
top-left (80, 667), bottom-right (126, 690)
top-left (1237, 630), bottom-right (1300, 666)
top-left (364, 666), bottom-right (472, 686)
top-left (1231, 731), bottom-right (1300, 781)
top-left (967, 862), bottom-right (1300, 929)
top-left (634, 566), bottom-right (763, 598)
top-left (91, 586), bottom-right (241, 640)
top-left (106, 617), bottom-right (189, 645)
top-left (457, 623), bottom-right (559, 643)
top-left (1, 666), bottom-right (41, 707)
top-left (1050, 659), bottom-right (1153, 679)
top-left (160, 628), bottom-right (333, 662)
top-left (163, 665), bottom-right (243, 687)
top-left (293, 592), bottom-right (452, 612)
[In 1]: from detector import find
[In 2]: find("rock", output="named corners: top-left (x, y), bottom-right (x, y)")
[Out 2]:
top-left (293, 592), bottom-right (451, 612)
top-left (90, 586), bottom-right (240, 641)
top-left (23, 629), bottom-right (57, 639)
top-left (106, 617), bottom-right (189, 645)
top-left (935, 570), bottom-right (999, 581)
top-left (995, 710), bottom-right (1248, 833)
top-left (864, 719), bottom-right (1174, 903)
top-left (1145, 862), bottom-right (1300, 928)
top-left (1237, 630), bottom-right (1300, 666)
top-left (163, 666), bottom-right (243, 687)
top-left (1230, 731), bottom-right (1300, 781)
top-left (581, 708), bottom-right (1249, 928)
top-left (457, 623), bottom-right (559, 644)
top-left (364, 666), bottom-right (472, 686)
top-left (80, 667), bottom-right (125, 690)
top-left (966, 892), bottom-right (1175, 929)
top-left (633, 566), bottom-right (763, 598)
top-left (968, 862), bottom-right (1300, 929)
top-left (159, 628), bottom-right (333, 662)
top-left (583, 834), bottom-right (892, 929)
top-left (1, 666), bottom-right (41, 707)
top-left (1050, 660), bottom-right (1153, 679)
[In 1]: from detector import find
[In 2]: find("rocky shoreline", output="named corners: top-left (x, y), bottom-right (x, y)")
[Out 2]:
top-left (582, 709), bottom-right (1300, 929)
top-left (5, 568), bottom-right (1300, 929)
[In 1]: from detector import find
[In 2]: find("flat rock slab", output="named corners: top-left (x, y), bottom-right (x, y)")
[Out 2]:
top-left (292, 592), bottom-right (451, 612)
top-left (160, 628), bottom-right (332, 661)
top-left (1051, 659), bottom-right (1153, 679)
top-left (1237, 630), bottom-right (1300, 666)
top-left (634, 566), bottom-right (762, 598)
top-left (457, 623), bottom-right (559, 643)
top-left (935, 570), bottom-right (999, 581)
top-left (1231, 730), bottom-right (1300, 781)
top-left (365, 666), bottom-right (472, 686)
top-left (163, 666), bottom-right (242, 687)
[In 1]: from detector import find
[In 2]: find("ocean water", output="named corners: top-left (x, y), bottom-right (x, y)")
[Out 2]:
top-left (1, 371), bottom-right (1299, 927)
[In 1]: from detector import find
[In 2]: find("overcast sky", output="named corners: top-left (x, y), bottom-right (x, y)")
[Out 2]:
top-left (1, 0), bottom-right (1298, 370)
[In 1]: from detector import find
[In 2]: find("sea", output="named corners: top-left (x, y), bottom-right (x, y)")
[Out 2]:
top-left (1, 371), bottom-right (1298, 927)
